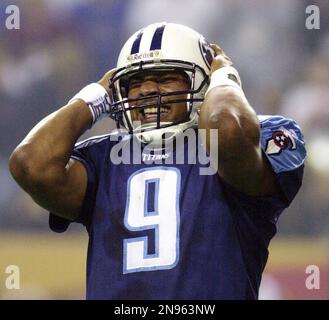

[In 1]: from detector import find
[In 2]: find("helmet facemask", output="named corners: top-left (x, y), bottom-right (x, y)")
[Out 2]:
top-left (109, 23), bottom-right (215, 145)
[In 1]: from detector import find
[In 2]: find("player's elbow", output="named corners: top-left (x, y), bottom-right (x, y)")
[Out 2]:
top-left (9, 145), bottom-right (45, 189)
top-left (9, 146), bottom-right (29, 181)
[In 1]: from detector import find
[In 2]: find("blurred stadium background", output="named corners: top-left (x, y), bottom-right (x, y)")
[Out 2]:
top-left (0, 0), bottom-right (328, 299)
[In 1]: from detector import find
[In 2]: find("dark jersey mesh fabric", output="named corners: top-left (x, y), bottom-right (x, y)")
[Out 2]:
top-left (49, 115), bottom-right (306, 299)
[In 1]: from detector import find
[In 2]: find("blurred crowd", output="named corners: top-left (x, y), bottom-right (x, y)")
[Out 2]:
top-left (0, 0), bottom-right (328, 235)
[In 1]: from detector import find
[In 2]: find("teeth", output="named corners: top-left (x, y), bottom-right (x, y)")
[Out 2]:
top-left (143, 107), bottom-right (170, 115)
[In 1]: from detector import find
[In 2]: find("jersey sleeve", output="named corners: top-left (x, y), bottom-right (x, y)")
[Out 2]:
top-left (218, 116), bottom-right (306, 264)
top-left (259, 115), bottom-right (306, 205)
top-left (49, 136), bottom-right (109, 233)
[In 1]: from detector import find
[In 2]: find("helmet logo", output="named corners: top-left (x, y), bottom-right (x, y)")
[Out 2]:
top-left (199, 37), bottom-right (214, 69)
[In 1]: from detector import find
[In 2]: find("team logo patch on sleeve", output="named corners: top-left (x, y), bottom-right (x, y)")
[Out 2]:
top-left (265, 127), bottom-right (297, 155)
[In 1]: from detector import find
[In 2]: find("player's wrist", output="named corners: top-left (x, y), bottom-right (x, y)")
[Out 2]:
top-left (205, 66), bottom-right (242, 96)
top-left (69, 83), bottom-right (112, 126)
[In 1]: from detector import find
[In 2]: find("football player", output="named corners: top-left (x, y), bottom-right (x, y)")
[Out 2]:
top-left (9, 22), bottom-right (306, 299)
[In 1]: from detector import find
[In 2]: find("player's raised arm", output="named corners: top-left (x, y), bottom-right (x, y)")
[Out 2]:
top-left (9, 69), bottom-right (115, 220)
top-left (199, 45), bottom-right (277, 195)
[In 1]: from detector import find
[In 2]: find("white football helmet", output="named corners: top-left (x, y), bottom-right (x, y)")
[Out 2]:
top-left (109, 22), bottom-right (215, 145)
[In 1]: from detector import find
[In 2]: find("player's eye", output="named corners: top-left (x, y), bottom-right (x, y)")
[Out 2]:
top-left (158, 76), bottom-right (180, 85)
top-left (128, 78), bottom-right (142, 90)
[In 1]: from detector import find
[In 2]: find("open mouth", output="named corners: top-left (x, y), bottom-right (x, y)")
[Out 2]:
top-left (139, 105), bottom-right (171, 121)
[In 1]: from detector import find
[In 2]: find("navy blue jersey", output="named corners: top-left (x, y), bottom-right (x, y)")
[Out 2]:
top-left (49, 115), bottom-right (306, 299)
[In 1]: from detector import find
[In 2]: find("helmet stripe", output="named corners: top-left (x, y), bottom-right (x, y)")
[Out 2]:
top-left (131, 30), bottom-right (144, 54)
top-left (150, 23), bottom-right (166, 50)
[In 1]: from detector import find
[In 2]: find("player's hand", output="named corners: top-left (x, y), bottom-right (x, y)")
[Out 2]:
top-left (97, 68), bottom-right (117, 95)
top-left (209, 44), bottom-right (233, 74)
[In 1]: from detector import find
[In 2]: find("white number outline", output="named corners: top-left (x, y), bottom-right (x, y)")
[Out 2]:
top-left (123, 167), bottom-right (181, 274)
